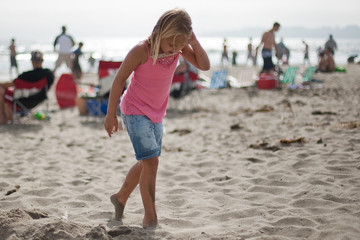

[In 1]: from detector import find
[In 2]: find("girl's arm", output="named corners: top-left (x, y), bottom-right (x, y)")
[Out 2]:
top-left (104, 43), bottom-right (147, 137)
top-left (181, 32), bottom-right (210, 71)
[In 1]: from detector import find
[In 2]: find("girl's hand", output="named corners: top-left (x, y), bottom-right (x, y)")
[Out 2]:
top-left (188, 32), bottom-right (197, 46)
top-left (104, 114), bottom-right (118, 137)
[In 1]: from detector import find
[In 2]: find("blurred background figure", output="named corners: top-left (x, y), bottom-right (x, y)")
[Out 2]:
top-left (72, 42), bottom-right (84, 83)
top-left (317, 47), bottom-right (335, 72)
top-left (0, 50), bottom-right (54, 124)
top-left (232, 50), bottom-right (238, 66)
top-left (257, 22), bottom-right (280, 74)
top-left (246, 37), bottom-right (256, 66)
top-left (277, 37), bottom-right (290, 65)
top-left (302, 40), bottom-right (310, 65)
top-left (88, 53), bottom-right (96, 72)
top-left (53, 25), bottom-right (75, 74)
top-left (347, 54), bottom-right (358, 64)
top-left (221, 38), bottom-right (229, 65)
top-left (9, 38), bottom-right (19, 77)
top-left (325, 34), bottom-right (337, 55)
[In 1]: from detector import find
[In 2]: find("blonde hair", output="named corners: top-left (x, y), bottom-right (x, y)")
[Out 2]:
top-left (147, 8), bottom-right (192, 64)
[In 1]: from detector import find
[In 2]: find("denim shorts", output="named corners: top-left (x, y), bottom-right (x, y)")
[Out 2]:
top-left (121, 114), bottom-right (163, 160)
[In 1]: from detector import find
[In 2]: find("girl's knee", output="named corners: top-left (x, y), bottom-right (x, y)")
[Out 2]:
top-left (141, 157), bottom-right (159, 169)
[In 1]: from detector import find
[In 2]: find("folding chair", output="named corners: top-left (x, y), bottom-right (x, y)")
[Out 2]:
top-left (80, 60), bottom-right (122, 116)
top-left (280, 66), bottom-right (298, 84)
top-left (303, 66), bottom-right (316, 82)
top-left (228, 68), bottom-right (257, 88)
top-left (170, 74), bottom-right (186, 99)
top-left (170, 71), bottom-right (200, 98)
top-left (210, 69), bottom-right (228, 89)
top-left (4, 77), bottom-right (49, 124)
top-left (96, 61), bottom-right (123, 95)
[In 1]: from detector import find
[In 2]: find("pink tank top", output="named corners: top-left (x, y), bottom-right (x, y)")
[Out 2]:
top-left (120, 41), bottom-right (180, 123)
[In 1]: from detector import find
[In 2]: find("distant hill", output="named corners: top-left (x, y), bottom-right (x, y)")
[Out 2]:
top-left (202, 25), bottom-right (360, 38)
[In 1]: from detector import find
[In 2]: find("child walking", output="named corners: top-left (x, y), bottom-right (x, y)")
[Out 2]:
top-left (104, 8), bottom-right (210, 229)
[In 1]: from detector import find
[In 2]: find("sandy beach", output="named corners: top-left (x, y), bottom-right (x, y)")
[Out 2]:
top-left (0, 64), bottom-right (359, 239)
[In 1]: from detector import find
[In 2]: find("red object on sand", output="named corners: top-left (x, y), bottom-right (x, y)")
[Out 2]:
top-left (55, 74), bottom-right (77, 109)
top-left (257, 73), bottom-right (277, 89)
top-left (98, 61), bottom-right (122, 79)
top-left (172, 74), bottom-right (186, 83)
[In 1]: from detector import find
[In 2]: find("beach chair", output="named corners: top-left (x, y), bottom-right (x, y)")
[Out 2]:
top-left (303, 66), bottom-right (316, 82)
top-left (97, 61), bottom-right (122, 97)
top-left (281, 66), bottom-right (298, 84)
top-left (210, 69), bottom-right (228, 89)
top-left (79, 60), bottom-right (122, 116)
top-left (228, 68), bottom-right (257, 88)
top-left (4, 77), bottom-right (50, 124)
top-left (170, 70), bottom-right (199, 99)
top-left (170, 74), bottom-right (186, 99)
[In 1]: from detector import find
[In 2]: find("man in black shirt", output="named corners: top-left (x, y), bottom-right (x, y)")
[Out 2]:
top-left (0, 50), bottom-right (54, 124)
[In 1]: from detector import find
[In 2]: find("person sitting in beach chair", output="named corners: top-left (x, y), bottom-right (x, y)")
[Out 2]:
top-left (0, 50), bottom-right (54, 124)
top-left (317, 47), bottom-right (335, 73)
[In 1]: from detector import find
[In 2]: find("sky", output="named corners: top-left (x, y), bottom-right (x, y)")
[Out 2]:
top-left (1, 0), bottom-right (359, 41)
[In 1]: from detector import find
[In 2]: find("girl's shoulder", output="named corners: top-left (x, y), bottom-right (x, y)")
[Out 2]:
top-left (128, 41), bottom-right (149, 65)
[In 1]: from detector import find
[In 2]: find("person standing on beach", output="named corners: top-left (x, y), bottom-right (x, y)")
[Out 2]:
top-left (9, 38), bottom-right (19, 77)
top-left (221, 38), bottom-right (229, 64)
top-left (325, 34), bottom-right (337, 56)
top-left (53, 26), bottom-right (75, 74)
top-left (104, 8), bottom-right (210, 229)
top-left (277, 37), bottom-right (290, 65)
top-left (256, 22), bottom-right (280, 73)
top-left (232, 50), bottom-right (238, 66)
top-left (302, 40), bottom-right (310, 65)
top-left (72, 42), bottom-right (84, 82)
top-left (247, 37), bottom-right (255, 66)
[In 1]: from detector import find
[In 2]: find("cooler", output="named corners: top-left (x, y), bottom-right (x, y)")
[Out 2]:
top-left (257, 73), bottom-right (277, 89)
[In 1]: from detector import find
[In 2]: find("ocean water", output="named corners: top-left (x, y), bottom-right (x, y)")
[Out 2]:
top-left (1, 36), bottom-right (359, 82)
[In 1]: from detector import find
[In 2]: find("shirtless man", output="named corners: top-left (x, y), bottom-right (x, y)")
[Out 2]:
top-left (256, 22), bottom-right (280, 73)
top-left (9, 38), bottom-right (19, 76)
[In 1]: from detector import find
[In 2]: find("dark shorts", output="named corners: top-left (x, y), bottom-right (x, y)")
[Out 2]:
top-left (262, 49), bottom-right (274, 70)
top-left (10, 56), bottom-right (18, 67)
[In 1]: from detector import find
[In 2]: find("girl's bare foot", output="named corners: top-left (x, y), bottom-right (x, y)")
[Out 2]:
top-left (110, 194), bottom-right (125, 220)
top-left (143, 216), bottom-right (158, 229)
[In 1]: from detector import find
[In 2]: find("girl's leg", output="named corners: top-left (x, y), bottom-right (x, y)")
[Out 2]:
top-left (139, 156), bottom-right (159, 229)
top-left (111, 161), bottom-right (142, 220)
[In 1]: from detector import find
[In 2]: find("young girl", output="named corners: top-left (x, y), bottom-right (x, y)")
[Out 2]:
top-left (104, 8), bottom-right (210, 229)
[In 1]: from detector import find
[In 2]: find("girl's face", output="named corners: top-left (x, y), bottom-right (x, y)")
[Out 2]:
top-left (159, 35), bottom-right (188, 55)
